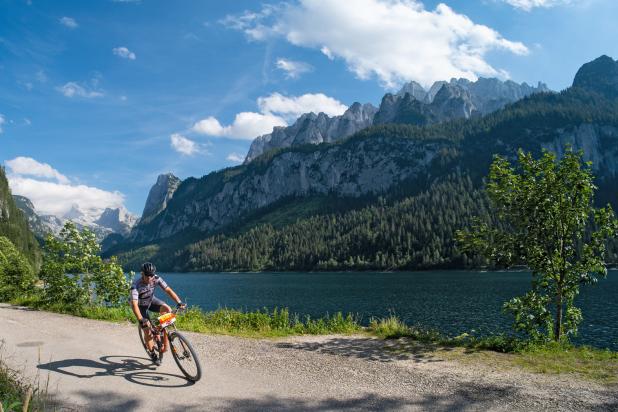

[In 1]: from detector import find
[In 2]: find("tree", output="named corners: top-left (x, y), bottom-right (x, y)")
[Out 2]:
top-left (457, 148), bottom-right (617, 342)
top-left (40, 222), bottom-right (129, 307)
top-left (0, 236), bottom-right (35, 300)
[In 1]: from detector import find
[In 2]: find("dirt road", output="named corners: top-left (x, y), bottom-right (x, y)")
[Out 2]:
top-left (2, 304), bottom-right (617, 411)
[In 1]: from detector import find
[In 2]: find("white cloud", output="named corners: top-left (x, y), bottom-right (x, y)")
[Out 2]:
top-left (258, 92), bottom-right (347, 120)
top-left (59, 16), bottom-right (78, 29)
top-left (224, 0), bottom-right (529, 88)
top-left (226, 153), bottom-right (245, 163)
top-left (56, 82), bottom-right (103, 98)
top-left (503, 0), bottom-right (571, 11)
top-left (193, 113), bottom-right (286, 140)
top-left (8, 177), bottom-right (124, 217)
top-left (0, 114), bottom-right (5, 134)
top-left (193, 92), bottom-right (347, 140)
top-left (170, 133), bottom-right (201, 155)
top-left (113, 47), bottom-right (136, 60)
top-left (5, 157), bottom-right (124, 217)
top-left (276, 58), bottom-right (313, 79)
top-left (5, 156), bottom-right (70, 184)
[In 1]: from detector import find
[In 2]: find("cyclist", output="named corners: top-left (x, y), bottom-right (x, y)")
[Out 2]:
top-left (130, 262), bottom-right (185, 365)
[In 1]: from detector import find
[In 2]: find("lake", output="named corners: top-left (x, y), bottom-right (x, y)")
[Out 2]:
top-left (149, 270), bottom-right (618, 350)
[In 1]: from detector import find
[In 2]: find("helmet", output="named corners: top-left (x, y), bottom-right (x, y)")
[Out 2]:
top-left (141, 262), bottom-right (156, 276)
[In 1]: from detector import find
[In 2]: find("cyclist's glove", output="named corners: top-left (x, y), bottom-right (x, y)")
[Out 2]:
top-left (139, 318), bottom-right (150, 328)
top-left (177, 302), bottom-right (186, 309)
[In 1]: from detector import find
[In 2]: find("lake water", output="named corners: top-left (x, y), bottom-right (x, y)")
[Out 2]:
top-left (150, 270), bottom-right (618, 350)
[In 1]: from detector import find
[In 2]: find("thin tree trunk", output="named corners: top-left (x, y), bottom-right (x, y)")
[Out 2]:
top-left (554, 293), bottom-right (563, 341)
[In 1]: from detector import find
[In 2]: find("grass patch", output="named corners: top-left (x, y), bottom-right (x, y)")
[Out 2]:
top-left (513, 343), bottom-right (618, 384)
top-left (0, 352), bottom-right (46, 411)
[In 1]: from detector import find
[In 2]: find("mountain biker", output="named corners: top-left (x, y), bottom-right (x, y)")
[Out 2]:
top-left (130, 262), bottom-right (185, 365)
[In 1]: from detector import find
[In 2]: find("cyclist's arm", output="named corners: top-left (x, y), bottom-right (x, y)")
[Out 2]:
top-left (164, 287), bottom-right (182, 305)
top-left (129, 286), bottom-right (145, 322)
top-left (131, 299), bottom-right (144, 322)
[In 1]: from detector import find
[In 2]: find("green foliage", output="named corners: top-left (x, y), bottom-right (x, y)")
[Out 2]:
top-left (458, 148), bottom-right (618, 342)
top-left (0, 236), bottom-right (35, 300)
top-left (0, 167), bottom-right (41, 269)
top-left (40, 222), bottom-right (129, 307)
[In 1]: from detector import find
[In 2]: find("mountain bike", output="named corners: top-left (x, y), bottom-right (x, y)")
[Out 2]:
top-left (137, 307), bottom-right (202, 382)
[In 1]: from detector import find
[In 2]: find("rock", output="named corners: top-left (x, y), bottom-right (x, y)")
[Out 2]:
top-left (141, 173), bottom-right (181, 224)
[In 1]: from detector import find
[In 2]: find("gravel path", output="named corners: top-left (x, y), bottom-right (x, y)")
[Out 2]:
top-left (1, 304), bottom-right (617, 411)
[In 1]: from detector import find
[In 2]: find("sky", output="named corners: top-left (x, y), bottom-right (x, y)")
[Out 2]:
top-left (1, 0), bottom-right (617, 217)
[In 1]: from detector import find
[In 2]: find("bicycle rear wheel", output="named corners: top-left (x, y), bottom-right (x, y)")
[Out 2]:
top-left (169, 331), bottom-right (202, 382)
top-left (138, 325), bottom-right (164, 364)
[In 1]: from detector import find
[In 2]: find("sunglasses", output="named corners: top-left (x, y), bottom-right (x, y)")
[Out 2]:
top-left (144, 272), bottom-right (155, 277)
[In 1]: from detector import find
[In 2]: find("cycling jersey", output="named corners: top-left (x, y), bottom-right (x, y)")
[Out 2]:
top-left (130, 275), bottom-right (169, 307)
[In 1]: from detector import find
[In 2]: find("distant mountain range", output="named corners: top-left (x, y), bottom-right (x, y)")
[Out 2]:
top-left (245, 77), bottom-right (548, 162)
top-left (99, 55), bottom-right (618, 271)
top-left (14, 194), bottom-right (138, 242)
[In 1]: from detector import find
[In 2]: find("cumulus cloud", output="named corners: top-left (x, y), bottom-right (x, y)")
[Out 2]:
top-left (192, 92), bottom-right (346, 140)
top-left (276, 58), bottom-right (313, 79)
top-left (59, 16), bottom-right (78, 29)
top-left (5, 157), bottom-right (70, 184)
top-left (170, 133), bottom-right (205, 156)
top-left (226, 153), bottom-right (245, 163)
top-left (56, 82), bottom-right (103, 98)
top-left (193, 112), bottom-right (286, 140)
top-left (0, 114), bottom-right (5, 134)
top-left (223, 0), bottom-right (529, 88)
top-left (258, 93), bottom-right (347, 121)
top-left (113, 47), bottom-right (136, 60)
top-left (503, 0), bottom-right (571, 10)
top-left (5, 157), bottom-right (124, 217)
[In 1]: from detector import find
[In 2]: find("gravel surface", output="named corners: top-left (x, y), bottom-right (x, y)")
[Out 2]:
top-left (1, 304), bottom-right (617, 411)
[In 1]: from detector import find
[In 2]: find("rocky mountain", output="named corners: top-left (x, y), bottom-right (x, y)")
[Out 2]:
top-left (141, 173), bottom-right (181, 224)
top-left (13, 196), bottom-right (138, 242)
top-left (95, 207), bottom-right (138, 236)
top-left (244, 103), bottom-right (377, 163)
top-left (108, 56), bottom-right (618, 271)
top-left (374, 77), bottom-right (549, 125)
top-left (572, 55), bottom-right (618, 99)
top-left (245, 77), bottom-right (548, 163)
top-left (12, 195), bottom-right (61, 239)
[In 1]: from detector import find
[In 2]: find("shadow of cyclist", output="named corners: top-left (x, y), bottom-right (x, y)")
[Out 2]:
top-left (37, 355), bottom-right (194, 388)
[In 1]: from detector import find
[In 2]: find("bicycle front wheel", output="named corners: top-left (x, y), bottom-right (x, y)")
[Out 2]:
top-left (169, 331), bottom-right (202, 382)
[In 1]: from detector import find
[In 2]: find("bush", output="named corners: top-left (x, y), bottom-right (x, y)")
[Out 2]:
top-left (0, 236), bottom-right (35, 300)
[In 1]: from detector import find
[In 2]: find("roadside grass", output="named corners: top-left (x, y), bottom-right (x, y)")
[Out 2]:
top-left (6, 295), bottom-right (618, 384)
top-left (0, 350), bottom-right (46, 411)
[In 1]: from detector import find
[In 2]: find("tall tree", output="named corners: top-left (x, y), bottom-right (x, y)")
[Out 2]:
top-left (458, 148), bottom-right (617, 342)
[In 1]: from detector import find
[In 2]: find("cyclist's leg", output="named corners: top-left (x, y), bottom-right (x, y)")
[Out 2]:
top-left (151, 297), bottom-right (171, 352)
top-left (139, 305), bottom-right (155, 351)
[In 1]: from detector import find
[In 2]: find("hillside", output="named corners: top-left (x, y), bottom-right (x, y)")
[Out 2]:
top-left (108, 56), bottom-right (618, 272)
top-left (0, 168), bottom-right (41, 268)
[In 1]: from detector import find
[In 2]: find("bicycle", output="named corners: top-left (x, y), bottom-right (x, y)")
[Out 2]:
top-left (137, 307), bottom-right (202, 382)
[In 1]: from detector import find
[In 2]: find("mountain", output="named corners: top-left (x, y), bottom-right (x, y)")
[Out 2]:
top-left (140, 173), bottom-right (181, 224)
top-left (108, 56), bottom-right (618, 271)
top-left (374, 77), bottom-right (549, 125)
top-left (95, 207), bottom-right (138, 236)
top-left (0, 168), bottom-right (41, 268)
top-left (12, 195), bottom-right (61, 239)
top-left (572, 55), bottom-right (618, 99)
top-left (244, 103), bottom-right (377, 163)
top-left (13, 195), bottom-right (138, 242)
top-left (246, 77), bottom-right (548, 163)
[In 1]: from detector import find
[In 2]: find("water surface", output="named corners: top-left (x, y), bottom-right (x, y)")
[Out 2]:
top-left (149, 270), bottom-right (618, 350)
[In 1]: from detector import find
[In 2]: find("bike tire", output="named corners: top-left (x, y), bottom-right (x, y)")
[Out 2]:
top-left (169, 331), bottom-right (202, 382)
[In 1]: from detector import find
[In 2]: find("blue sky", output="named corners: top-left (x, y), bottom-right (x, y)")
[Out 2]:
top-left (1, 0), bottom-right (617, 217)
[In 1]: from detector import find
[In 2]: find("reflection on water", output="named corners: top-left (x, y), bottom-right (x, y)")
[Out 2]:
top-left (143, 270), bottom-right (618, 350)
